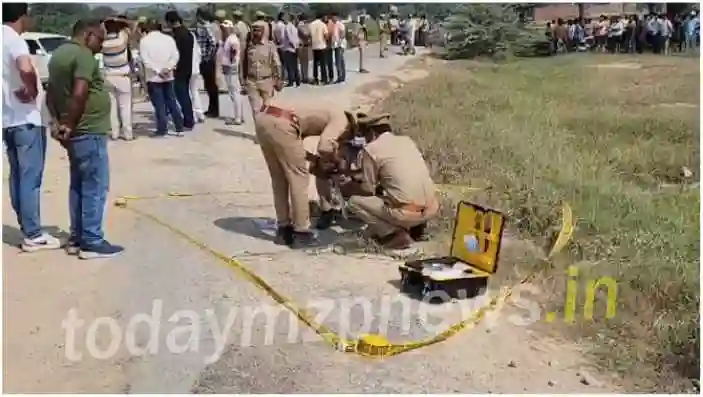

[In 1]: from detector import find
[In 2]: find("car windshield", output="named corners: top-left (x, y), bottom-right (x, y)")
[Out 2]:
top-left (39, 37), bottom-right (69, 53)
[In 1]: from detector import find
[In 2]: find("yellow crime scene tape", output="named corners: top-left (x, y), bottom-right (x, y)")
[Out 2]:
top-left (113, 187), bottom-right (574, 358)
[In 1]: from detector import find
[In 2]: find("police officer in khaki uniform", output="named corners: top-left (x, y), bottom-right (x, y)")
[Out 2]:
top-left (378, 14), bottom-right (390, 58)
top-left (342, 113), bottom-right (438, 249)
top-left (254, 99), bottom-right (353, 247)
top-left (241, 22), bottom-right (282, 116)
top-left (232, 10), bottom-right (250, 48)
top-left (356, 15), bottom-right (370, 73)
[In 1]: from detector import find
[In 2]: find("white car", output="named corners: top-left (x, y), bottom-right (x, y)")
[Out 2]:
top-left (21, 32), bottom-right (70, 85)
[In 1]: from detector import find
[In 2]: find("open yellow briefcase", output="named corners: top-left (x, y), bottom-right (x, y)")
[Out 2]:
top-left (398, 201), bottom-right (507, 303)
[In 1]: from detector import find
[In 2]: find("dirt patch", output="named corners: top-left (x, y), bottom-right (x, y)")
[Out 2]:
top-left (352, 57), bottom-right (433, 113)
top-left (656, 102), bottom-right (699, 109)
top-left (588, 63), bottom-right (641, 69)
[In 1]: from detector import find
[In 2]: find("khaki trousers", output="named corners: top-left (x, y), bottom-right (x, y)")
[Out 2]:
top-left (255, 112), bottom-right (311, 230)
top-left (348, 195), bottom-right (438, 237)
top-left (245, 78), bottom-right (275, 116)
top-left (379, 34), bottom-right (389, 56)
top-left (358, 41), bottom-right (366, 71)
top-left (105, 74), bottom-right (133, 139)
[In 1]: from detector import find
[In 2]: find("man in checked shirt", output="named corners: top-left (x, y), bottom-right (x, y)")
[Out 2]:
top-left (194, 7), bottom-right (220, 118)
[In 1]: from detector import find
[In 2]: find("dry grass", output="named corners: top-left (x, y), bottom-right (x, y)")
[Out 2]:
top-left (376, 53), bottom-right (700, 392)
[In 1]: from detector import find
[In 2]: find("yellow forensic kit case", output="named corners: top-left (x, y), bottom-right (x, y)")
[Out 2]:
top-left (398, 201), bottom-right (507, 303)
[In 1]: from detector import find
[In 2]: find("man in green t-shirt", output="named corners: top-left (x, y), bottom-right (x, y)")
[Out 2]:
top-left (46, 19), bottom-right (124, 259)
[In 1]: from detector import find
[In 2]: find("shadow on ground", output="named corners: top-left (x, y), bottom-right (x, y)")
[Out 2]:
top-left (213, 216), bottom-right (363, 248)
top-left (213, 128), bottom-right (258, 143)
top-left (2, 224), bottom-right (69, 248)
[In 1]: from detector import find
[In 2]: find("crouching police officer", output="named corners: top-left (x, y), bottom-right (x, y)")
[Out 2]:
top-left (254, 99), bottom-right (353, 248)
top-left (339, 113), bottom-right (438, 249)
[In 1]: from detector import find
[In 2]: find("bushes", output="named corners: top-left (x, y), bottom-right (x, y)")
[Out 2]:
top-left (443, 4), bottom-right (550, 60)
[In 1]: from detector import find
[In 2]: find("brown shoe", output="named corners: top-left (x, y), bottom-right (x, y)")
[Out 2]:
top-left (381, 231), bottom-right (414, 250)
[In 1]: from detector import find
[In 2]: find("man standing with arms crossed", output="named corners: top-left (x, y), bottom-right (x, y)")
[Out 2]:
top-left (2, 3), bottom-right (61, 251)
top-left (47, 19), bottom-right (124, 259)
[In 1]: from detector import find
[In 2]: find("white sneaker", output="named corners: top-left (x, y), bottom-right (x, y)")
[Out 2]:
top-left (21, 233), bottom-right (61, 252)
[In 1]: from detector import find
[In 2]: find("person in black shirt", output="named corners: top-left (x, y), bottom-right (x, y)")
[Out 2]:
top-left (165, 10), bottom-right (195, 129)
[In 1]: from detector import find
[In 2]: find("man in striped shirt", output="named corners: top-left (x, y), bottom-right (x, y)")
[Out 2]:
top-left (102, 16), bottom-right (136, 140)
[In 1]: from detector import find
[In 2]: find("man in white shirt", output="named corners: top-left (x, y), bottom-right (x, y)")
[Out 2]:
top-left (2, 3), bottom-right (60, 251)
top-left (608, 16), bottom-right (624, 53)
top-left (273, 12), bottom-right (288, 82)
top-left (309, 13), bottom-right (329, 84)
top-left (139, 20), bottom-right (184, 136)
top-left (189, 30), bottom-right (205, 123)
top-left (220, 20), bottom-right (244, 125)
top-left (280, 13), bottom-right (301, 87)
top-left (331, 13), bottom-right (346, 83)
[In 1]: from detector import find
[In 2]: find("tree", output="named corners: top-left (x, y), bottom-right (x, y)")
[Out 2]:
top-left (92, 6), bottom-right (117, 19)
top-left (444, 4), bottom-right (549, 60)
top-left (31, 4), bottom-right (92, 35)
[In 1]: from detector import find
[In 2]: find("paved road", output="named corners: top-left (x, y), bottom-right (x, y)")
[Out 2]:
top-left (3, 43), bottom-right (614, 393)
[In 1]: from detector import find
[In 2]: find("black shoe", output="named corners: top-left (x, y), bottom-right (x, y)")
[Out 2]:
top-left (409, 223), bottom-right (429, 242)
top-left (275, 225), bottom-right (294, 246)
top-left (316, 210), bottom-right (341, 230)
top-left (291, 230), bottom-right (321, 249)
top-left (204, 111), bottom-right (219, 118)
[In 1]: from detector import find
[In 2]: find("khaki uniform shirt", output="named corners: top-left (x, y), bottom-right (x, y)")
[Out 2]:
top-left (244, 41), bottom-right (281, 81)
top-left (379, 19), bottom-right (390, 34)
top-left (234, 20), bottom-right (250, 46)
top-left (268, 98), bottom-right (348, 155)
top-left (359, 133), bottom-right (436, 206)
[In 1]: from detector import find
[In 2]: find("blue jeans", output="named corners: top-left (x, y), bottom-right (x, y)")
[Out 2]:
top-left (2, 123), bottom-right (47, 239)
top-left (67, 134), bottom-right (110, 248)
top-left (173, 78), bottom-right (194, 128)
top-left (333, 47), bottom-right (346, 82)
top-left (147, 81), bottom-right (184, 134)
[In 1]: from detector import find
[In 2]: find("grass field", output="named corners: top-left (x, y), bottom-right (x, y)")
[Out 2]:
top-left (377, 54), bottom-right (700, 392)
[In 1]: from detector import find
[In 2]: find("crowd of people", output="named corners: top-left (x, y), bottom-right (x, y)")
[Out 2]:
top-left (3, 3), bottom-right (440, 258)
top-left (546, 10), bottom-right (700, 54)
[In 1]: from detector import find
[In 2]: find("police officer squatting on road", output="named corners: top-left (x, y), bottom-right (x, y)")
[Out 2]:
top-left (338, 113), bottom-right (439, 250)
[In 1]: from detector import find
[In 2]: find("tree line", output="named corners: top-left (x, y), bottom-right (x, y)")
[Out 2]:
top-left (30, 3), bottom-right (461, 36)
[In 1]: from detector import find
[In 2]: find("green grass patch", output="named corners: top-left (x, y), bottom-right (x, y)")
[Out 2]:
top-left (377, 53), bottom-right (700, 392)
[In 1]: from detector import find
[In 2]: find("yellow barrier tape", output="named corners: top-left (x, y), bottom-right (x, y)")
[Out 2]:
top-left (113, 190), bottom-right (572, 358)
top-left (548, 202), bottom-right (574, 259)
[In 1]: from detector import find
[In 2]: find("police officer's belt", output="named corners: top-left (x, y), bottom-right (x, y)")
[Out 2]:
top-left (390, 195), bottom-right (438, 214)
top-left (260, 105), bottom-right (300, 134)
